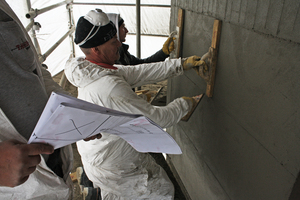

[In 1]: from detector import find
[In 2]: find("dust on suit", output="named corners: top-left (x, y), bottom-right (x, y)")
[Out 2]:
top-left (64, 57), bottom-right (193, 199)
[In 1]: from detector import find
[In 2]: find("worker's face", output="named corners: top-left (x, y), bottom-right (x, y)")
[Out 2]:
top-left (97, 34), bottom-right (122, 65)
top-left (119, 23), bottom-right (128, 43)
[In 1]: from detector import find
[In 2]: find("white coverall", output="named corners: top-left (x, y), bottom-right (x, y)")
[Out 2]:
top-left (0, 1), bottom-right (73, 199)
top-left (64, 57), bottom-right (192, 199)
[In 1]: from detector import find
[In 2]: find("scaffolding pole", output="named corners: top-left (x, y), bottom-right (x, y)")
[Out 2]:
top-left (136, 0), bottom-right (141, 59)
top-left (25, 20), bottom-right (34, 32)
top-left (72, 2), bottom-right (170, 7)
top-left (60, 3), bottom-right (76, 89)
top-left (26, 0), bottom-right (41, 55)
top-left (39, 26), bottom-right (75, 63)
top-left (26, 0), bottom-right (72, 19)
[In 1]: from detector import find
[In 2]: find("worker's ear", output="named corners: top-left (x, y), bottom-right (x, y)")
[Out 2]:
top-left (91, 47), bottom-right (99, 54)
top-left (92, 46), bottom-right (104, 57)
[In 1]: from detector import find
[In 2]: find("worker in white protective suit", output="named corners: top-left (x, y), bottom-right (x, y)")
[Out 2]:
top-left (74, 12), bottom-right (178, 200)
top-left (65, 9), bottom-right (209, 200)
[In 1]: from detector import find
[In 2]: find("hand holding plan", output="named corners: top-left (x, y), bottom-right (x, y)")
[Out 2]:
top-left (84, 133), bottom-right (102, 141)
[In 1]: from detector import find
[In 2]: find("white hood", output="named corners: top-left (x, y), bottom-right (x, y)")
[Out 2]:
top-left (107, 13), bottom-right (120, 41)
top-left (64, 57), bottom-right (117, 88)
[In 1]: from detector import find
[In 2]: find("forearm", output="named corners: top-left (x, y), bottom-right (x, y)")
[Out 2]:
top-left (108, 87), bottom-right (190, 128)
top-left (137, 49), bottom-right (169, 64)
top-left (119, 58), bottom-right (184, 87)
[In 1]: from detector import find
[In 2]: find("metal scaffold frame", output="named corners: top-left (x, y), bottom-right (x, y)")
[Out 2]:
top-left (25, 0), bottom-right (75, 64)
top-left (24, 0), bottom-right (171, 87)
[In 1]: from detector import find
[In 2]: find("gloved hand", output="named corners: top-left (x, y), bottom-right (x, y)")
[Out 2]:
top-left (182, 95), bottom-right (202, 109)
top-left (162, 36), bottom-right (175, 55)
top-left (181, 94), bottom-right (203, 121)
top-left (181, 96), bottom-right (196, 109)
top-left (182, 56), bottom-right (206, 71)
top-left (200, 47), bottom-right (213, 64)
top-left (194, 48), bottom-right (214, 81)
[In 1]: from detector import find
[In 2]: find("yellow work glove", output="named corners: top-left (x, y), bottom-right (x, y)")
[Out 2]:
top-left (181, 95), bottom-right (203, 121)
top-left (201, 47), bottom-right (213, 64)
top-left (182, 55), bottom-right (206, 71)
top-left (162, 36), bottom-right (175, 55)
top-left (181, 96), bottom-right (196, 109)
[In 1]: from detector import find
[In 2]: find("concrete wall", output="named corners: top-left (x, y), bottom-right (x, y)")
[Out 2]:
top-left (167, 0), bottom-right (300, 199)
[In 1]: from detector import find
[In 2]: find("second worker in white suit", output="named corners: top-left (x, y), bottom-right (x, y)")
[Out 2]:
top-left (65, 9), bottom-right (208, 200)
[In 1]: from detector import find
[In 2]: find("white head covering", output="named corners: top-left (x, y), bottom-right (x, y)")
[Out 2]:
top-left (107, 13), bottom-right (121, 41)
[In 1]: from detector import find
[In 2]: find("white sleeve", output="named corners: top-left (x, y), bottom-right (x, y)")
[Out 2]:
top-left (117, 58), bottom-right (184, 88)
top-left (106, 79), bottom-right (190, 128)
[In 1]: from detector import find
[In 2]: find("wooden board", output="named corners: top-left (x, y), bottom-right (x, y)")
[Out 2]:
top-left (175, 8), bottom-right (184, 58)
top-left (206, 20), bottom-right (222, 97)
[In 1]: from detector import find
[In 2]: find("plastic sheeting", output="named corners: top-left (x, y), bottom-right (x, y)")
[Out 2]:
top-left (6, 0), bottom-right (171, 76)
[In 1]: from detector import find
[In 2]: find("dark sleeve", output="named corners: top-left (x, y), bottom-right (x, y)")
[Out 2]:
top-left (134, 49), bottom-right (169, 65)
top-left (118, 46), bottom-right (169, 65)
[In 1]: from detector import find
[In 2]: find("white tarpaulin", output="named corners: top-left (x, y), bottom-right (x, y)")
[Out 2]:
top-left (6, 0), bottom-right (171, 76)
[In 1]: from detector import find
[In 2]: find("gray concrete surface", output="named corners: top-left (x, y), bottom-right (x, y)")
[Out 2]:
top-left (167, 0), bottom-right (300, 199)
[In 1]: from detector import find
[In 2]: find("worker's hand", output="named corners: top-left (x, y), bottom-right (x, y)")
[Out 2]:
top-left (192, 94), bottom-right (203, 102)
top-left (84, 133), bottom-right (102, 141)
top-left (0, 139), bottom-right (54, 187)
top-left (182, 95), bottom-right (202, 110)
top-left (200, 47), bottom-right (213, 65)
top-left (192, 48), bottom-right (214, 81)
top-left (181, 94), bottom-right (203, 121)
top-left (181, 96), bottom-right (196, 109)
top-left (182, 56), bottom-right (206, 71)
top-left (162, 36), bottom-right (175, 55)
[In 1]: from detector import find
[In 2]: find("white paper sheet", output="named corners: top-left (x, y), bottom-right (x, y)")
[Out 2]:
top-left (28, 92), bottom-right (182, 154)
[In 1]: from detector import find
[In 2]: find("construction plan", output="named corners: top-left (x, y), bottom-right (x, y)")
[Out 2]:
top-left (28, 92), bottom-right (182, 154)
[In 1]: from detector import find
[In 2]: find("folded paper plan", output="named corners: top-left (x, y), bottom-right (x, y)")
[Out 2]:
top-left (28, 92), bottom-right (182, 154)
